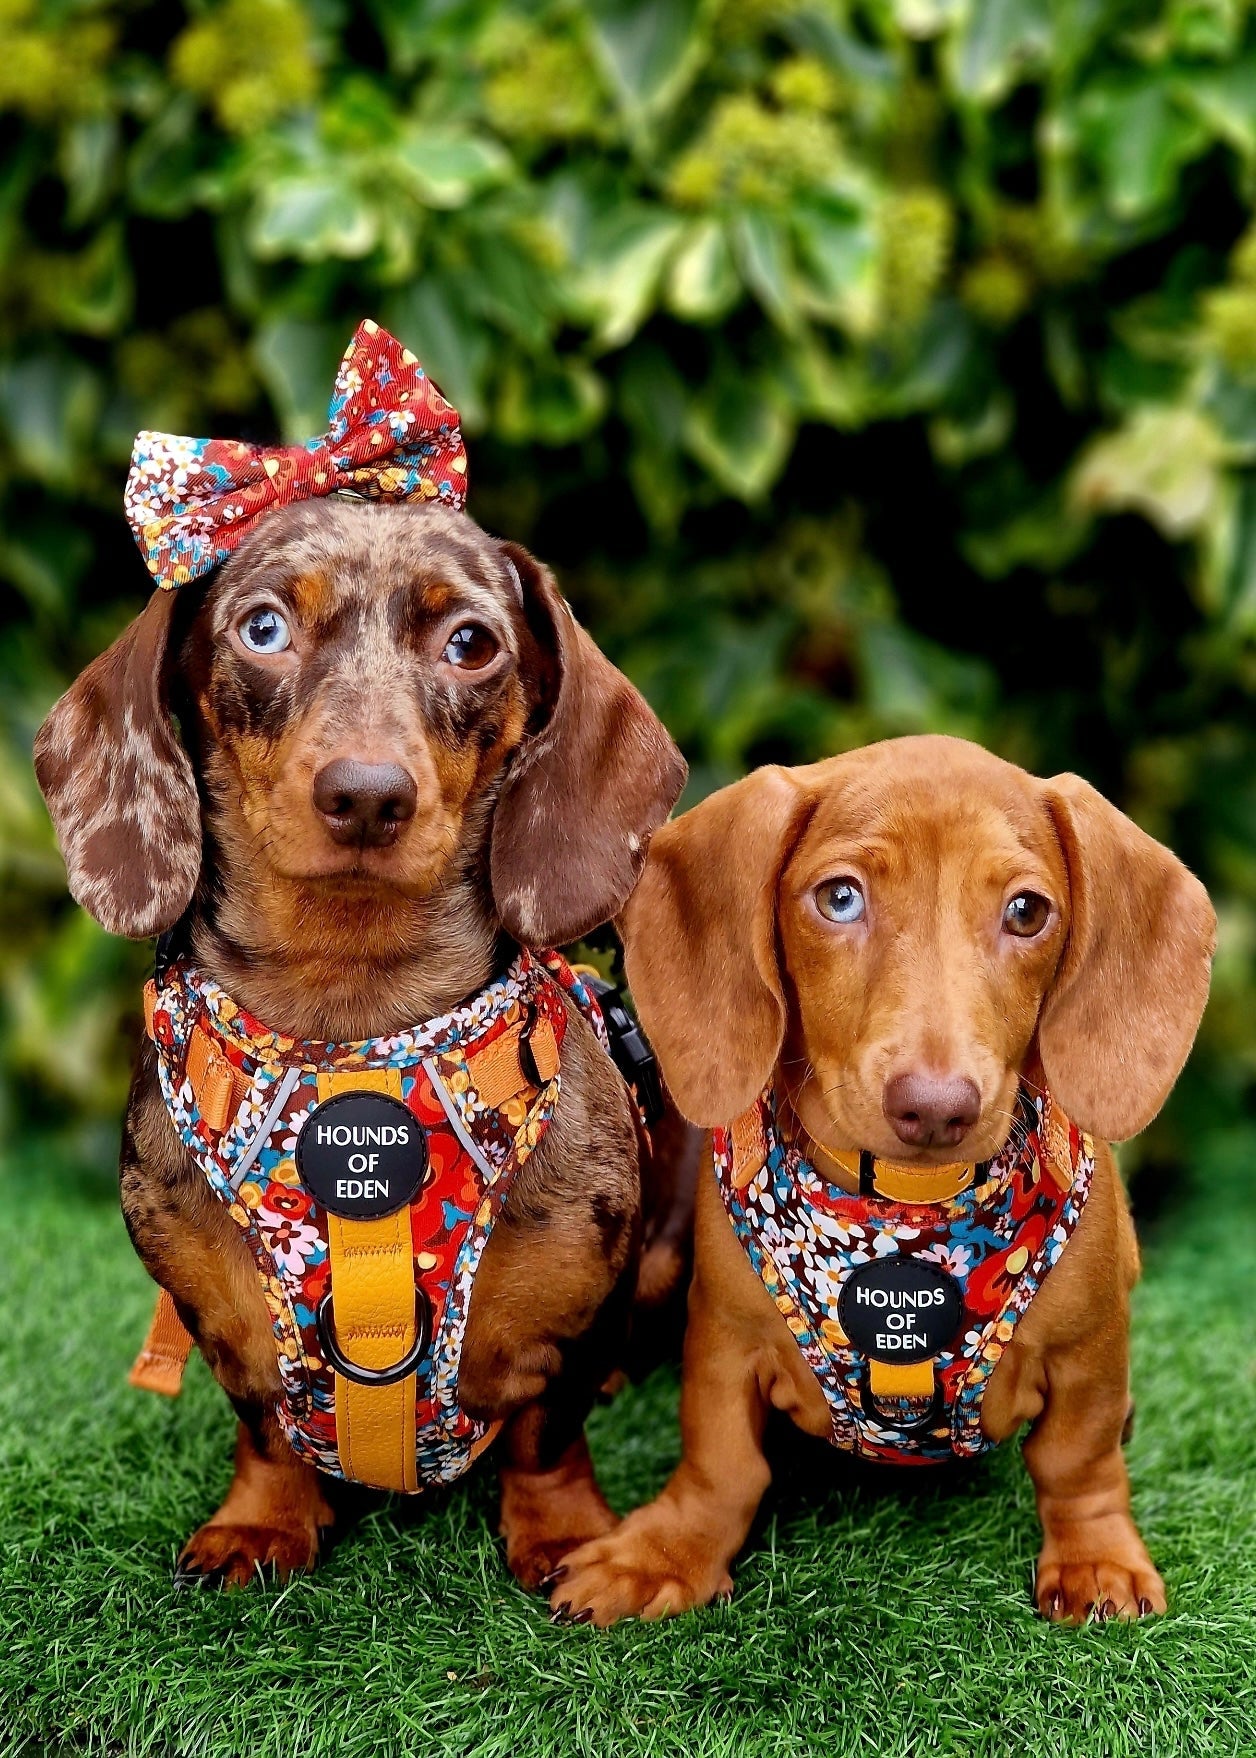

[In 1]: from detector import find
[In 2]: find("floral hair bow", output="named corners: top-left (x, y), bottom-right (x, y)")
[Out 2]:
top-left (124, 319), bottom-right (468, 590)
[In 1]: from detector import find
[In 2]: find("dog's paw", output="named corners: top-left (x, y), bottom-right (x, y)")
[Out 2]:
top-left (547, 1513), bottom-right (733, 1627)
top-left (508, 1519), bottom-right (620, 1595)
top-left (174, 1520), bottom-right (321, 1589)
top-left (1035, 1553), bottom-right (1167, 1623)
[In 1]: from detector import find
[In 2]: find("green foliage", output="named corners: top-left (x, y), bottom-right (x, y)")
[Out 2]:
top-left (2, 0), bottom-right (1254, 1162)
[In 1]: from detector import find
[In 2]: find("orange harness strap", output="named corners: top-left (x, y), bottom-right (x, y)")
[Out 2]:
top-left (129, 1289), bottom-right (195, 1396)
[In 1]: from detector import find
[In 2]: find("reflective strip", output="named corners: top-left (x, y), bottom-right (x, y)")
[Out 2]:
top-left (421, 1057), bottom-right (498, 1185)
top-left (229, 1063), bottom-right (302, 1192)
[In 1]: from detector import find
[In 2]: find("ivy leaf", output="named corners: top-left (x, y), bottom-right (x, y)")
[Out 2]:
top-left (249, 173), bottom-right (378, 260)
top-left (729, 212), bottom-right (799, 333)
top-left (684, 365), bottom-right (795, 500)
top-left (1073, 72), bottom-right (1210, 220)
top-left (792, 196), bottom-right (878, 337)
top-left (587, 0), bottom-right (709, 129)
top-left (665, 218), bottom-right (741, 322)
top-left (948, 0), bottom-right (1052, 106)
top-left (384, 279), bottom-right (492, 432)
top-left (569, 209), bottom-right (684, 348)
top-left (389, 132), bottom-right (512, 210)
top-left (1072, 406), bottom-right (1226, 538)
top-left (252, 318), bottom-right (343, 438)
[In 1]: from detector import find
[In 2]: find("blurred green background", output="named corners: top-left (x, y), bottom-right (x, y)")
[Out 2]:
top-left (2, 0), bottom-right (1254, 1178)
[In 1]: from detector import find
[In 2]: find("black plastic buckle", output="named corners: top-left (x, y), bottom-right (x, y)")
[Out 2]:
top-left (580, 973), bottom-right (664, 1129)
top-left (316, 1289), bottom-right (431, 1386)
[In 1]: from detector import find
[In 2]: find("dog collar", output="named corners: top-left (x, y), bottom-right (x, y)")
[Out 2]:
top-left (714, 1083), bottom-right (1094, 1465)
top-left (138, 950), bottom-right (607, 1494)
top-left (772, 1087), bottom-right (1045, 1204)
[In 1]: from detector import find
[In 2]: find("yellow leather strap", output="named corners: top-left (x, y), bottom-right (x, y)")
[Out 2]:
top-left (317, 1068), bottom-right (419, 1493)
top-left (869, 1357), bottom-right (936, 1399)
top-left (129, 1289), bottom-right (195, 1397)
top-left (813, 1144), bottom-right (976, 1203)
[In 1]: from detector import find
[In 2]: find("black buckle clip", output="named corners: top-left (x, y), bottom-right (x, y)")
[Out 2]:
top-left (316, 1290), bottom-right (431, 1386)
top-left (580, 973), bottom-right (664, 1129)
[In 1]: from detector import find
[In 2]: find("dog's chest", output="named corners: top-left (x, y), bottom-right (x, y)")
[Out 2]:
top-left (713, 1090), bottom-right (1095, 1465)
top-left (147, 950), bottom-right (606, 1492)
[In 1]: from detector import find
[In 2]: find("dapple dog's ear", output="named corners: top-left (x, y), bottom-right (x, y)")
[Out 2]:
top-left (34, 590), bottom-right (201, 938)
top-left (621, 767), bottom-right (814, 1128)
top-left (1038, 773), bottom-right (1216, 1141)
top-left (490, 543), bottom-right (686, 948)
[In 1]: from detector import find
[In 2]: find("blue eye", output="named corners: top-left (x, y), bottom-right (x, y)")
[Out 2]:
top-left (816, 878), bottom-right (866, 924)
top-left (238, 607), bottom-right (291, 654)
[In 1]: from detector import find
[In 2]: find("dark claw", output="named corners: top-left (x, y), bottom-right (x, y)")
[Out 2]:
top-left (1045, 1591), bottom-right (1062, 1619)
top-left (172, 1565), bottom-right (204, 1589)
top-left (1138, 1597), bottom-right (1152, 1617)
top-left (549, 1601), bottom-right (572, 1625)
top-left (716, 1587), bottom-right (734, 1605)
top-left (539, 1564), bottom-right (568, 1592)
top-left (571, 1608), bottom-right (593, 1625)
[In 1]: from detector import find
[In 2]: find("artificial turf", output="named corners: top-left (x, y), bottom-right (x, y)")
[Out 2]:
top-left (2, 1127), bottom-right (1254, 1758)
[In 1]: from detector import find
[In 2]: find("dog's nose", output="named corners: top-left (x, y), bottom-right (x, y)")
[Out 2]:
top-left (883, 1072), bottom-right (981, 1150)
top-left (312, 759), bottom-right (417, 847)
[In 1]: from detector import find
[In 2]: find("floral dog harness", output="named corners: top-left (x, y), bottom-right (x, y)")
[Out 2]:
top-left (714, 1088), bottom-right (1094, 1465)
top-left (142, 950), bottom-right (606, 1494)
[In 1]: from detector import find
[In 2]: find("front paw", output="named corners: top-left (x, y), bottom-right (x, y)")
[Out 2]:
top-left (174, 1519), bottom-right (321, 1589)
top-left (1036, 1541), bottom-right (1166, 1623)
top-left (548, 1510), bottom-right (734, 1627)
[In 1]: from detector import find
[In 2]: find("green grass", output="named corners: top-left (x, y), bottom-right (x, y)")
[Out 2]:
top-left (2, 1133), bottom-right (1254, 1758)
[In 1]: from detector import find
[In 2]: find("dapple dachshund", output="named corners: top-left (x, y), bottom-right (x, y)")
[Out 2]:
top-left (35, 497), bottom-right (686, 1588)
top-left (552, 735), bottom-right (1215, 1624)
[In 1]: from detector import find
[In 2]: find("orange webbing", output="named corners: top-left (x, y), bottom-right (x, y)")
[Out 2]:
top-left (129, 1289), bottom-right (195, 1397)
top-left (317, 1068), bottom-right (420, 1494)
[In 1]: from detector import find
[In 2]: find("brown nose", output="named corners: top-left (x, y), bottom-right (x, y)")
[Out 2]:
top-left (312, 759), bottom-right (417, 848)
top-left (883, 1072), bottom-right (981, 1150)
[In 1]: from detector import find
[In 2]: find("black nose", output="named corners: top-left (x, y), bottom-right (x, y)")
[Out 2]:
top-left (312, 759), bottom-right (417, 848)
top-left (883, 1072), bottom-right (981, 1150)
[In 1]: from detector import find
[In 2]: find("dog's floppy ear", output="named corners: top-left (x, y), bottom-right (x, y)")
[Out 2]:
top-left (34, 590), bottom-right (201, 938)
top-left (490, 543), bottom-right (686, 947)
top-left (1038, 773), bottom-right (1216, 1141)
top-left (621, 767), bottom-right (814, 1127)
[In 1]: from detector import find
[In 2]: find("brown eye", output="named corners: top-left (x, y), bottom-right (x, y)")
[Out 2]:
top-left (1003, 892), bottom-right (1051, 937)
top-left (442, 624), bottom-right (498, 670)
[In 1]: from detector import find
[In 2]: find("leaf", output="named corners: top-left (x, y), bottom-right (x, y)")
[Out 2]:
top-left (0, 356), bottom-right (101, 489)
top-left (1072, 406), bottom-right (1226, 538)
top-left (665, 218), bottom-right (741, 322)
top-left (729, 212), bottom-right (799, 332)
top-left (384, 279), bottom-right (492, 432)
top-left (1176, 54), bottom-right (1256, 162)
top-left (569, 209), bottom-right (684, 349)
top-left (252, 318), bottom-right (343, 439)
top-left (1073, 73), bottom-right (1211, 220)
top-left (248, 173), bottom-right (378, 260)
top-left (389, 131), bottom-right (512, 210)
top-left (683, 366), bottom-right (795, 500)
top-left (791, 196), bottom-right (878, 337)
top-left (948, 0), bottom-right (1052, 106)
top-left (496, 357), bottom-right (607, 445)
top-left (587, 0), bottom-right (709, 128)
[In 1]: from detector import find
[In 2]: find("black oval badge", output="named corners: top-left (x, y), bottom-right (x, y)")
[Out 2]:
top-left (295, 1091), bottom-right (428, 1219)
top-left (837, 1257), bottom-right (963, 1363)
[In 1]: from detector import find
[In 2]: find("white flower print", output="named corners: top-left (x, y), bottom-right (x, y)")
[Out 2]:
top-left (919, 1241), bottom-right (973, 1278)
top-left (255, 1209), bottom-right (322, 1275)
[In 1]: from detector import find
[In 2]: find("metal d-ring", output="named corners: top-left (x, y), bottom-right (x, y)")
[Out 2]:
top-left (316, 1290), bottom-right (431, 1386)
top-left (857, 1363), bottom-right (946, 1437)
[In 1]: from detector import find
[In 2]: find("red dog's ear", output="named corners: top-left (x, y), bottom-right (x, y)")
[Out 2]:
top-left (1038, 773), bottom-right (1216, 1141)
top-left (490, 543), bottom-right (686, 948)
top-left (34, 591), bottom-right (201, 938)
top-left (620, 767), bottom-right (815, 1128)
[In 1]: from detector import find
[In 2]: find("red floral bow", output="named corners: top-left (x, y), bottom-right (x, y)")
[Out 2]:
top-left (124, 319), bottom-right (468, 590)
